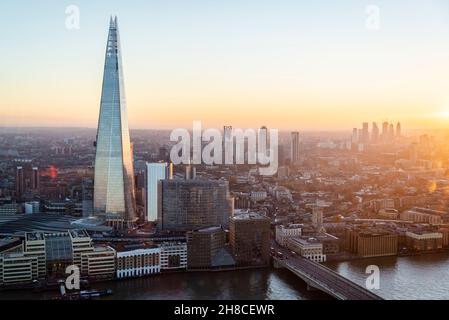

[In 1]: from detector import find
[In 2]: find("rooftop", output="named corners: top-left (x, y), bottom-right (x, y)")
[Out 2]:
top-left (232, 212), bottom-right (269, 221)
top-left (69, 229), bottom-right (90, 239)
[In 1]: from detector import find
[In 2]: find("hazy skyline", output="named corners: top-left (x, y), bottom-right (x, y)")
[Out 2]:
top-left (2, 0), bottom-right (449, 130)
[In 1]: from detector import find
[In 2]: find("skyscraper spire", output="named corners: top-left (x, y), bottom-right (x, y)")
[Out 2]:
top-left (94, 17), bottom-right (136, 229)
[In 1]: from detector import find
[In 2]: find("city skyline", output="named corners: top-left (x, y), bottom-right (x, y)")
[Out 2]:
top-left (2, 1), bottom-right (449, 130)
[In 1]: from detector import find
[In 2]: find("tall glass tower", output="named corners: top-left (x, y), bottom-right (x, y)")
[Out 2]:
top-left (93, 17), bottom-right (136, 228)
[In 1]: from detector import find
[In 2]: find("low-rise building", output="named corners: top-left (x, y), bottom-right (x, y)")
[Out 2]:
top-left (275, 224), bottom-right (302, 247)
top-left (81, 246), bottom-right (116, 280)
top-left (160, 242), bottom-right (187, 270)
top-left (0, 203), bottom-right (18, 215)
top-left (250, 191), bottom-right (267, 202)
top-left (378, 208), bottom-right (399, 220)
top-left (0, 252), bottom-right (40, 286)
top-left (406, 231), bottom-right (443, 252)
top-left (287, 237), bottom-right (326, 263)
top-left (114, 244), bottom-right (161, 279)
top-left (24, 201), bottom-right (40, 214)
top-left (345, 227), bottom-right (398, 258)
top-left (400, 208), bottom-right (443, 225)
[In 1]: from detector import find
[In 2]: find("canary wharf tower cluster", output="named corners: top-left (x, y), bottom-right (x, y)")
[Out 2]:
top-left (93, 17), bottom-right (136, 229)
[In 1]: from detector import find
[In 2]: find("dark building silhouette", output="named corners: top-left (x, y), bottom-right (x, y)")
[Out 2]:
top-left (158, 179), bottom-right (234, 232)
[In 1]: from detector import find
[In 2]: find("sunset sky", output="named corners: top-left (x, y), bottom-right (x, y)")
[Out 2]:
top-left (2, 0), bottom-right (449, 131)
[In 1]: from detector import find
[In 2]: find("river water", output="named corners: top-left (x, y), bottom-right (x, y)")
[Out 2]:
top-left (1, 253), bottom-right (449, 300)
top-left (325, 252), bottom-right (449, 300)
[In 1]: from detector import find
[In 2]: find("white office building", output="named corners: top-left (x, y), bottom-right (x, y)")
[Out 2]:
top-left (24, 202), bottom-right (40, 214)
top-left (287, 237), bottom-right (326, 263)
top-left (116, 246), bottom-right (161, 279)
top-left (145, 162), bottom-right (173, 222)
top-left (275, 224), bottom-right (302, 247)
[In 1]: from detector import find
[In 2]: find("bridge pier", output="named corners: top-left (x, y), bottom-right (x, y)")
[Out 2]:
top-left (272, 259), bottom-right (284, 269)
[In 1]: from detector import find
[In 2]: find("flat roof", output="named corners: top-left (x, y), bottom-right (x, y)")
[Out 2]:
top-left (69, 229), bottom-right (90, 239)
top-left (110, 242), bottom-right (158, 252)
top-left (26, 232), bottom-right (45, 241)
top-left (232, 213), bottom-right (269, 221)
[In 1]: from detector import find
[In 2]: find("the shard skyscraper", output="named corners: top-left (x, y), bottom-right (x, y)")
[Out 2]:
top-left (93, 17), bottom-right (136, 228)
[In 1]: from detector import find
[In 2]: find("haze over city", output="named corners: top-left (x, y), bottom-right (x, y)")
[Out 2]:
top-left (2, 0), bottom-right (449, 130)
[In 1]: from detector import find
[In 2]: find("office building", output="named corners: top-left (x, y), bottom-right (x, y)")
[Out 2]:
top-left (290, 132), bottom-right (301, 165)
top-left (362, 122), bottom-right (369, 143)
top-left (158, 179), bottom-right (234, 232)
top-left (381, 122), bottom-right (389, 142)
top-left (351, 128), bottom-right (358, 144)
top-left (114, 244), bottom-right (160, 278)
top-left (396, 122), bottom-right (402, 138)
top-left (345, 227), bottom-right (398, 258)
top-left (187, 226), bottom-right (234, 269)
top-left (371, 122), bottom-right (379, 143)
top-left (93, 17), bottom-right (137, 228)
top-left (389, 123), bottom-right (395, 140)
top-left (70, 229), bottom-right (94, 268)
top-left (275, 224), bottom-right (302, 247)
top-left (287, 237), bottom-right (326, 263)
top-left (0, 253), bottom-right (40, 286)
top-left (160, 242), bottom-right (187, 270)
top-left (24, 201), bottom-right (40, 214)
top-left (405, 232), bottom-right (443, 252)
top-left (24, 232), bottom-right (46, 279)
top-left (145, 162), bottom-right (173, 222)
top-left (23, 230), bottom-right (95, 279)
top-left (223, 126), bottom-right (234, 164)
top-left (0, 203), bottom-right (18, 215)
top-left (15, 160), bottom-right (39, 201)
top-left (400, 208), bottom-right (443, 225)
top-left (258, 126), bottom-right (268, 160)
top-left (80, 246), bottom-right (116, 280)
top-left (229, 213), bottom-right (270, 266)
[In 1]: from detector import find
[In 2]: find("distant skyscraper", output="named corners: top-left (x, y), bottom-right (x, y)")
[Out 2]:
top-left (258, 126), bottom-right (268, 160)
top-left (382, 122), bottom-right (389, 142)
top-left (362, 122), bottom-right (369, 143)
top-left (396, 122), bottom-right (402, 138)
top-left (15, 160), bottom-right (39, 201)
top-left (223, 126), bottom-right (234, 164)
top-left (145, 162), bottom-right (173, 222)
top-left (371, 122), bottom-right (379, 143)
top-left (389, 123), bottom-right (395, 141)
top-left (290, 132), bottom-right (300, 165)
top-left (93, 17), bottom-right (136, 228)
top-left (352, 128), bottom-right (358, 143)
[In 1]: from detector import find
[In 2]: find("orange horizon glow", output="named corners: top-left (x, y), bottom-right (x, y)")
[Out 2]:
top-left (2, 1), bottom-right (449, 131)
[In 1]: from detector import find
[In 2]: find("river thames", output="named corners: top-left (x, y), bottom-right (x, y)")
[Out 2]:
top-left (1, 253), bottom-right (449, 300)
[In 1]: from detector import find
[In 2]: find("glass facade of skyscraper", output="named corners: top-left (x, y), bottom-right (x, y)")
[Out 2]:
top-left (93, 17), bottom-right (136, 226)
top-left (158, 179), bottom-right (234, 232)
